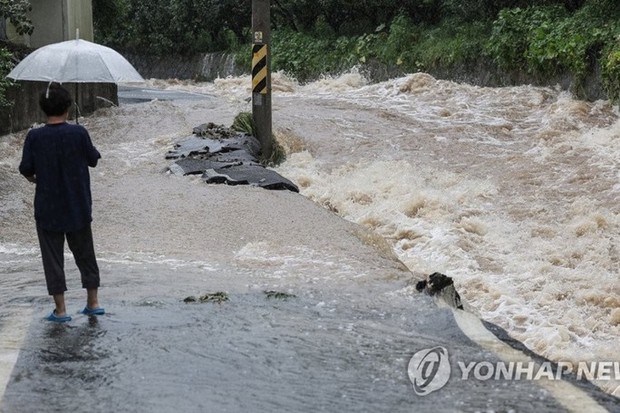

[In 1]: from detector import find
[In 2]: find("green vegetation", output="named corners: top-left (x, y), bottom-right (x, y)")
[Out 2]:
top-left (262, 4), bottom-right (608, 103)
top-left (0, 0), bottom-right (34, 36)
top-left (262, 138), bottom-right (286, 167)
top-left (270, 15), bottom-right (491, 79)
top-left (0, 0), bottom-right (30, 112)
top-left (602, 41), bottom-right (620, 104)
top-left (0, 48), bottom-right (14, 109)
top-left (0, 0), bottom-right (32, 108)
top-left (266, 0), bottom-right (620, 101)
top-left (2, 1), bottom-right (619, 104)
top-left (231, 112), bottom-right (286, 165)
top-left (93, 0), bottom-right (250, 56)
top-left (487, 2), bottom-right (620, 86)
top-left (231, 111), bottom-right (256, 136)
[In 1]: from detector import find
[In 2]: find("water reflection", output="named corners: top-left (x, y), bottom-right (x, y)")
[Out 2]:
top-left (41, 317), bottom-right (106, 363)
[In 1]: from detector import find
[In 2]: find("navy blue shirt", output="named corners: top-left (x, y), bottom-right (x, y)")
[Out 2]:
top-left (19, 122), bottom-right (101, 232)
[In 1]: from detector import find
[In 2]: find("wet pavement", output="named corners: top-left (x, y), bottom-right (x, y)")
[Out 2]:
top-left (1, 259), bottom-right (618, 412)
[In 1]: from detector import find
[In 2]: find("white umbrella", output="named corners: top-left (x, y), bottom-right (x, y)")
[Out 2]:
top-left (7, 38), bottom-right (144, 83)
top-left (7, 37), bottom-right (144, 122)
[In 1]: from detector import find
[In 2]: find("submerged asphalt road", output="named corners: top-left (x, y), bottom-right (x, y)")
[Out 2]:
top-left (1, 258), bottom-right (618, 412)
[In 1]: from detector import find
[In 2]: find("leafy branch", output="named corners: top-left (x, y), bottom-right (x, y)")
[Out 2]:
top-left (0, 0), bottom-right (34, 36)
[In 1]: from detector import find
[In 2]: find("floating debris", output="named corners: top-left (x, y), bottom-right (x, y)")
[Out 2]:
top-left (183, 291), bottom-right (229, 304)
top-left (264, 290), bottom-right (297, 300)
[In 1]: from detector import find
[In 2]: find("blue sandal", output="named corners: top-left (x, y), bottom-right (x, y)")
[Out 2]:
top-left (80, 306), bottom-right (105, 316)
top-left (46, 310), bottom-right (72, 323)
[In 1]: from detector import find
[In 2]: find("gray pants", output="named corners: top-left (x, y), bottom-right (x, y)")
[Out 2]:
top-left (36, 223), bottom-right (100, 295)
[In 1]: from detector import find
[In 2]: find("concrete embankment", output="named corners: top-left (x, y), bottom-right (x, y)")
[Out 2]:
top-left (0, 81), bottom-right (118, 135)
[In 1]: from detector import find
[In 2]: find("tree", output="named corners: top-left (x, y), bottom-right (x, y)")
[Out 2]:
top-left (0, 0), bottom-right (33, 38)
top-left (272, 0), bottom-right (322, 31)
top-left (93, 0), bottom-right (251, 55)
top-left (441, 0), bottom-right (588, 21)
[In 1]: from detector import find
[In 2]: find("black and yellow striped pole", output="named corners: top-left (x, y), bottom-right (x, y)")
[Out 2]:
top-left (252, 0), bottom-right (272, 160)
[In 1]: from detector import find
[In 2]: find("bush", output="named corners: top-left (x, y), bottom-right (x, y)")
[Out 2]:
top-left (271, 29), bottom-right (357, 80)
top-left (231, 112), bottom-right (285, 165)
top-left (267, 15), bottom-right (491, 80)
top-left (231, 111), bottom-right (255, 135)
top-left (487, 2), bottom-right (620, 82)
top-left (486, 6), bottom-right (568, 71)
top-left (527, 2), bottom-right (618, 79)
top-left (91, 0), bottom-right (620, 104)
top-left (602, 41), bottom-right (620, 104)
top-left (0, 0), bottom-right (34, 36)
top-left (411, 18), bottom-right (490, 70)
top-left (0, 48), bottom-right (14, 109)
top-left (354, 15), bottom-right (420, 68)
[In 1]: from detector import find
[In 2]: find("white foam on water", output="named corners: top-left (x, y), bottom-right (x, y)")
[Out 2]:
top-left (0, 243), bottom-right (38, 257)
top-left (298, 67), bottom-right (369, 95)
top-left (270, 73), bottom-right (620, 395)
top-left (97, 252), bottom-right (220, 272)
top-left (235, 241), bottom-right (366, 283)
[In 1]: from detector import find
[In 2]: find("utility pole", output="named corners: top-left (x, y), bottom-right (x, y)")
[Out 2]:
top-left (252, 0), bottom-right (273, 161)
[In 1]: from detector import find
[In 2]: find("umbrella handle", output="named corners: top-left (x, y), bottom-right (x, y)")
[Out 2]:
top-left (75, 83), bottom-right (81, 124)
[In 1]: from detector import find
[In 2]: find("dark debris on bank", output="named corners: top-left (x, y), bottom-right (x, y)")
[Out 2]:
top-left (165, 123), bottom-right (299, 192)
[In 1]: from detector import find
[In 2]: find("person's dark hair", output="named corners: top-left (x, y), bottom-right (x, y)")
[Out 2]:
top-left (39, 83), bottom-right (72, 116)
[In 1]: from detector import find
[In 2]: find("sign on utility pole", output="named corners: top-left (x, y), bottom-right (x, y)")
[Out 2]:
top-left (252, 0), bottom-right (273, 161)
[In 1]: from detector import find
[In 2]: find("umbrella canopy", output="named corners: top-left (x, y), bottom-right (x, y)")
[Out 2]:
top-left (7, 39), bottom-right (144, 83)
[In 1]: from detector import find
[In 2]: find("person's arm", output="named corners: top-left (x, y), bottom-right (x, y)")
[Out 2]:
top-left (83, 129), bottom-right (101, 167)
top-left (18, 134), bottom-right (36, 183)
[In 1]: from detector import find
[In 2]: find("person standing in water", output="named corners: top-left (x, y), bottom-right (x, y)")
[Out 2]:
top-left (19, 83), bottom-right (104, 322)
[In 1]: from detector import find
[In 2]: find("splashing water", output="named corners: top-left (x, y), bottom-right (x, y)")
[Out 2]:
top-left (2, 70), bottom-right (619, 396)
top-left (274, 72), bottom-right (620, 395)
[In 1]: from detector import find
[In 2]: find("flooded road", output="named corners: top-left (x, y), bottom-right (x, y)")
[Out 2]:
top-left (2, 255), bottom-right (614, 413)
top-left (0, 71), bottom-right (619, 410)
